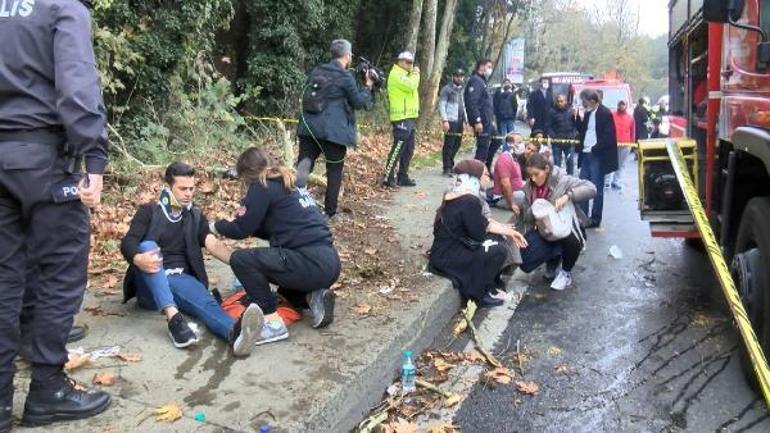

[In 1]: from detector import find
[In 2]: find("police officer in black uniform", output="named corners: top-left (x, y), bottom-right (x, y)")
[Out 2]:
top-left (465, 59), bottom-right (496, 169)
top-left (0, 0), bottom-right (111, 430)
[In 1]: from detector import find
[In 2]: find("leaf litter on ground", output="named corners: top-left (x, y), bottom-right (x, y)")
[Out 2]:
top-left (154, 402), bottom-right (183, 423)
top-left (515, 380), bottom-right (541, 395)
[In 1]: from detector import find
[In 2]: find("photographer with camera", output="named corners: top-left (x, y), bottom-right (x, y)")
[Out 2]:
top-left (382, 51), bottom-right (421, 188)
top-left (297, 39), bottom-right (375, 221)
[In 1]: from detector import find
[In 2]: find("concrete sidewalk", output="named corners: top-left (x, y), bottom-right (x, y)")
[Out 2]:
top-left (11, 168), bottom-right (464, 433)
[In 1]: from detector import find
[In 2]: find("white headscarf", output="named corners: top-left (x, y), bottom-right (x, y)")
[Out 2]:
top-left (451, 173), bottom-right (481, 196)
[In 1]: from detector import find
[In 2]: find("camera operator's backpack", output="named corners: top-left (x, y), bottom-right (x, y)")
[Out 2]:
top-left (302, 67), bottom-right (338, 114)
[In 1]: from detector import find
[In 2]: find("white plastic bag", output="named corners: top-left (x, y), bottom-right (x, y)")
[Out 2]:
top-left (531, 198), bottom-right (574, 241)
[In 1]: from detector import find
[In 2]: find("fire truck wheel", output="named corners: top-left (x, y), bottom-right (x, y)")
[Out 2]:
top-left (733, 197), bottom-right (770, 391)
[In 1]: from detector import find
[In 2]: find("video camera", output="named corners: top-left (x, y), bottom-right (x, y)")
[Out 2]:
top-left (356, 57), bottom-right (386, 91)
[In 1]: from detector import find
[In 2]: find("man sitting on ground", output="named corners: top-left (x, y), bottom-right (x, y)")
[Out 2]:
top-left (120, 162), bottom-right (262, 356)
top-left (488, 133), bottom-right (524, 215)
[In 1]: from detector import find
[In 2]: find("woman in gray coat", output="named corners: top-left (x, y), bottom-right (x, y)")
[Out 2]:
top-left (515, 153), bottom-right (597, 291)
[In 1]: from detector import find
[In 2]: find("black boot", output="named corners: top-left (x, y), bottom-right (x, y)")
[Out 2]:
top-left (0, 394), bottom-right (11, 433)
top-left (0, 406), bottom-right (10, 433)
top-left (67, 325), bottom-right (87, 344)
top-left (22, 374), bottom-right (111, 427)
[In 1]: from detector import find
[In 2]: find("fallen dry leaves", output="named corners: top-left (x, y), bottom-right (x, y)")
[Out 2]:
top-left (427, 422), bottom-right (459, 433)
top-left (444, 394), bottom-right (463, 407)
top-left (65, 353), bottom-right (92, 371)
top-left (546, 346), bottom-right (562, 357)
top-left (352, 302), bottom-right (373, 316)
top-left (433, 358), bottom-right (455, 373)
top-left (515, 380), bottom-right (540, 395)
top-left (154, 402), bottom-right (183, 423)
top-left (389, 418), bottom-right (417, 433)
top-left (485, 367), bottom-right (514, 385)
top-left (116, 352), bottom-right (143, 363)
top-left (92, 372), bottom-right (117, 386)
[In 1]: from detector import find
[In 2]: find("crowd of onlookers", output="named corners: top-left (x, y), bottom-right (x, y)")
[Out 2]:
top-left (430, 66), bottom-right (664, 304)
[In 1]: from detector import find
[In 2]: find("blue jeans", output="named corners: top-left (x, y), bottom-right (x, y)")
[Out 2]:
top-left (552, 144), bottom-right (574, 175)
top-left (519, 231), bottom-right (562, 273)
top-left (136, 241), bottom-right (235, 341)
top-left (578, 152), bottom-right (604, 224)
top-left (497, 119), bottom-right (515, 135)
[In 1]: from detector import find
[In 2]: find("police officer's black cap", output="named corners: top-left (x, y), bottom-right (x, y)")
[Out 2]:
top-left (453, 69), bottom-right (465, 76)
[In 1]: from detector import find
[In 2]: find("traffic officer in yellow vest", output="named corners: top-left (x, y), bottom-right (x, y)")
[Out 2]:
top-left (382, 51), bottom-right (421, 188)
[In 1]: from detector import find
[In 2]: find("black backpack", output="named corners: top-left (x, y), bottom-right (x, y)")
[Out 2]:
top-left (302, 66), bottom-right (340, 114)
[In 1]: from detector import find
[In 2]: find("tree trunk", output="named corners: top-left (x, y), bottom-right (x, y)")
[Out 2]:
top-left (405, 0), bottom-right (424, 54)
top-left (418, 0), bottom-right (459, 128)
top-left (418, 0), bottom-right (438, 78)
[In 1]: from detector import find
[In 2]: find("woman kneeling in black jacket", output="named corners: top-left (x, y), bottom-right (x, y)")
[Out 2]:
top-left (211, 148), bottom-right (341, 345)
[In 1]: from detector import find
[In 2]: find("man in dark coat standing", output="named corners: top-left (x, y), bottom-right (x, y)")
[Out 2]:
top-left (296, 39), bottom-right (374, 220)
top-left (633, 97), bottom-right (650, 141)
top-left (465, 59), bottom-right (496, 169)
top-left (526, 78), bottom-right (552, 131)
top-left (545, 94), bottom-right (578, 175)
top-left (494, 78), bottom-right (518, 135)
top-left (577, 88), bottom-right (617, 228)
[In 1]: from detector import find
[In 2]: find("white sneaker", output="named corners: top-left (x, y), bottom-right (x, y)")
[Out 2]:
top-left (550, 270), bottom-right (572, 291)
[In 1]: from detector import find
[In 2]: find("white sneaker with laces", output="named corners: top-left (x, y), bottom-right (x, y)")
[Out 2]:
top-left (550, 270), bottom-right (573, 291)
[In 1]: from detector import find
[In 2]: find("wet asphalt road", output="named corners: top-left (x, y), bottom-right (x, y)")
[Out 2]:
top-left (443, 163), bottom-right (770, 432)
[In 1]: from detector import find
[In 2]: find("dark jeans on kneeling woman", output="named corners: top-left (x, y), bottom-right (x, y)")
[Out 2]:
top-left (229, 244), bottom-right (341, 315)
top-left (519, 230), bottom-right (584, 273)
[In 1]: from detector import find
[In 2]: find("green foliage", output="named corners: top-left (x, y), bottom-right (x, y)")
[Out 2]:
top-left (124, 56), bottom-right (253, 167)
top-left (92, 0), bottom-right (234, 124)
top-left (241, 0), bottom-right (361, 115)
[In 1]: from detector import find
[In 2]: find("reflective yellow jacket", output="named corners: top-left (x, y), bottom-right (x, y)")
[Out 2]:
top-left (387, 64), bottom-right (420, 121)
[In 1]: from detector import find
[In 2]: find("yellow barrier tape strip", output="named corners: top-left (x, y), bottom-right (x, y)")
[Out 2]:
top-left (244, 115), bottom-right (299, 124)
top-left (242, 116), bottom-right (637, 148)
top-left (666, 138), bottom-right (770, 406)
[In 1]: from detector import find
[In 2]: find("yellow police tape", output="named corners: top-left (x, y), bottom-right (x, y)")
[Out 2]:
top-left (243, 116), bottom-right (639, 147)
top-left (666, 138), bottom-right (770, 407)
top-left (244, 115), bottom-right (395, 131)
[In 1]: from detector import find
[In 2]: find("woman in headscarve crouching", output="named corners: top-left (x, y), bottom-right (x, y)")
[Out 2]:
top-left (428, 159), bottom-right (528, 308)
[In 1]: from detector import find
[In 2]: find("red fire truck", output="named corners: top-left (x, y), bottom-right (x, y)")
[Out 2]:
top-left (645, 0), bottom-right (770, 386)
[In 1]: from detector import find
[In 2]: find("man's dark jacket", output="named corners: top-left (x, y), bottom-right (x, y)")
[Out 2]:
top-left (577, 104), bottom-right (618, 174)
top-left (633, 105), bottom-right (649, 141)
top-left (120, 204), bottom-right (209, 303)
top-left (464, 72), bottom-right (494, 128)
top-left (545, 106), bottom-right (577, 141)
top-left (297, 61), bottom-right (372, 148)
top-left (526, 88), bottom-right (552, 131)
top-left (493, 88), bottom-right (518, 121)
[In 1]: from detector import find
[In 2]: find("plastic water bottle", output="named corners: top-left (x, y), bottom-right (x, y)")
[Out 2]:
top-left (401, 351), bottom-right (417, 394)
